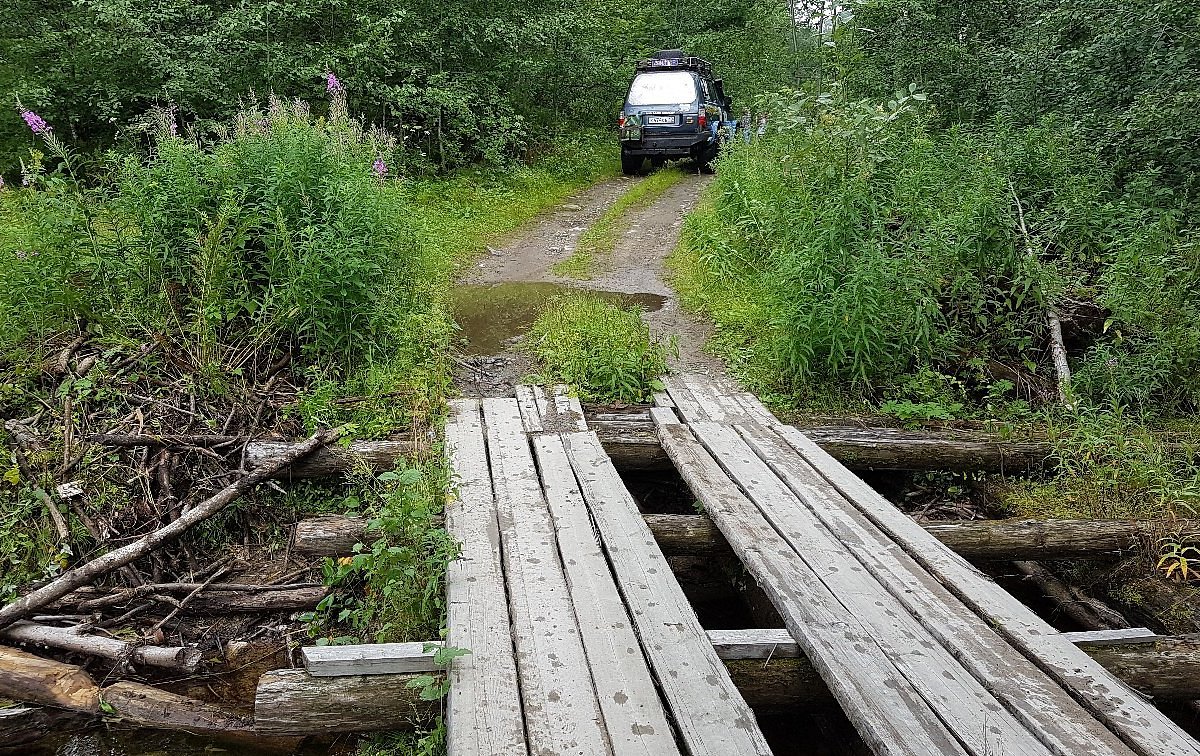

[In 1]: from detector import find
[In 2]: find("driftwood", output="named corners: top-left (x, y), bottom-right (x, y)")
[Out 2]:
top-left (0, 621), bottom-right (201, 670)
top-left (95, 419), bottom-right (1054, 475)
top-left (294, 513), bottom-right (1172, 561)
top-left (0, 427), bottom-right (339, 630)
top-left (253, 668), bottom-right (432, 734)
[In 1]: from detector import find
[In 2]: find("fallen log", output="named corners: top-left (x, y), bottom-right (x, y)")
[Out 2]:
top-left (0, 428), bottom-right (340, 630)
top-left (0, 621), bottom-right (201, 670)
top-left (50, 586), bottom-right (329, 614)
top-left (101, 681), bottom-right (254, 735)
top-left (0, 646), bottom-right (100, 712)
top-left (253, 668), bottom-right (432, 735)
top-left (1013, 560), bottom-right (1131, 630)
top-left (0, 704), bottom-right (92, 751)
top-left (294, 513), bottom-right (1173, 561)
top-left (1086, 636), bottom-right (1200, 700)
top-left (293, 516), bottom-right (371, 556)
top-left (93, 417), bottom-right (1053, 476)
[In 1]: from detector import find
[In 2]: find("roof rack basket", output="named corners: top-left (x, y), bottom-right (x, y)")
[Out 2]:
top-left (635, 55), bottom-right (712, 75)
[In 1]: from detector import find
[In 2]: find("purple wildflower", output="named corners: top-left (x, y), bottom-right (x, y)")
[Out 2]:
top-left (0, 176), bottom-right (5, 191)
top-left (20, 109), bottom-right (50, 135)
top-left (325, 71), bottom-right (344, 94)
top-left (372, 157), bottom-right (388, 180)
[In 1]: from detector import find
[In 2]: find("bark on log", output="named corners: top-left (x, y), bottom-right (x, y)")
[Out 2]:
top-left (175, 587), bottom-right (328, 613)
top-left (293, 516), bottom-right (370, 556)
top-left (49, 586), bottom-right (328, 614)
top-left (253, 669), bottom-right (433, 735)
top-left (1086, 637), bottom-right (1200, 700)
top-left (0, 621), bottom-right (201, 670)
top-left (0, 705), bottom-right (92, 751)
top-left (0, 646), bottom-right (100, 713)
top-left (95, 418), bottom-right (1054, 475)
top-left (100, 681), bottom-right (254, 734)
top-left (294, 513), bottom-right (1178, 561)
top-left (1013, 560), bottom-right (1131, 630)
top-left (0, 428), bottom-right (339, 630)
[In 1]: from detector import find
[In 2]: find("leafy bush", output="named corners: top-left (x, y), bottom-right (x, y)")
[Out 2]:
top-left (523, 294), bottom-right (675, 403)
top-left (675, 86), bottom-right (1200, 417)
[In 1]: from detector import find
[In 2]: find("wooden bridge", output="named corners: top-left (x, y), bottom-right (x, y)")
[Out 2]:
top-left (436, 375), bottom-right (1199, 756)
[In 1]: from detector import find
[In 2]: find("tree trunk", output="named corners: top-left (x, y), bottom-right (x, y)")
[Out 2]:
top-left (0, 621), bottom-right (200, 670)
top-left (0, 646), bottom-right (100, 713)
top-left (96, 417), bottom-right (1055, 475)
top-left (253, 669), bottom-right (433, 735)
top-left (293, 516), bottom-right (371, 556)
top-left (295, 513), bottom-right (1177, 561)
top-left (101, 681), bottom-right (254, 734)
top-left (0, 428), bottom-right (339, 630)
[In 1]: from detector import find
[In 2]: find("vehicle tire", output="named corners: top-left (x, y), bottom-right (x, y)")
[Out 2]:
top-left (650, 156), bottom-right (667, 169)
top-left (621, 151), bottom-right (643, 176)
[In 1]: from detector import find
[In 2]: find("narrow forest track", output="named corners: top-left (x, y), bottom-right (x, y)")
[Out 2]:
top-left (456, 169), bottom-right (727, 395)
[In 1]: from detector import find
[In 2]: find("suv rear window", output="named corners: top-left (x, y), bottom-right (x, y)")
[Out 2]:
top-left (627, 71), bottom-right (697, 107)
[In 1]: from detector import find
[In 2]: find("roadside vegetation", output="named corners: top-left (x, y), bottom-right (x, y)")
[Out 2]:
top-left (554, 167), bottom-right (687, 278)
top-left (523, 294), bottom-right (676, 403)
top-left (674, 2), bottom-right (1200, 605)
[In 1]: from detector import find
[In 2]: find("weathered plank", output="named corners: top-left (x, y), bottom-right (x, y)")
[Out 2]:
top-left (730, 392), bottom-right (1200, 756)
top-left (561, 431), bottom-right (772, 756)
top-left (443, 399), bottom-right (527, 756)
top-left (689, 419), bottom-right (1053, 756)
top-left (532, 433), bottom-right (680, 755)
top-left (651, 410), bottom-right (966, 756)
top-left (707, 628), bottom-right (799, 660)
top-left (482, 399), bottom-right (609, 756)
top-left (515, 385), bottom-right (544, 433)
top-left (726, 420), bottom-right (1134, 756)
top-left (1064, 628), bottom-right (1162, 646)
top-left (302, 642), bottom-right (440, 677)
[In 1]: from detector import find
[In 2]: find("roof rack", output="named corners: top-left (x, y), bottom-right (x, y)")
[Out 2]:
top-left (635, 54), bottom-right (712, 76)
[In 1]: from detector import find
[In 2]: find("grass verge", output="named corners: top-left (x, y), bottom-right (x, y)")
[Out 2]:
top-left (553, 168), bottom-right (686, 279)
top-left (522, 293), bottom-right (675, 403)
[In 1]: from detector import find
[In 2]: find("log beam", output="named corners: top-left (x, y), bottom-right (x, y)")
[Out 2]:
top-left (94, 414), bottom-right (1054, 475)
top-left (253, 668), bottom-right (432, 735)
top-left (296, 513), bottom-right (1180, 561)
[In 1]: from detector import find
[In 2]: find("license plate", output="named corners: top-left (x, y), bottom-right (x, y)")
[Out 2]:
top-left (647, 115), bottom-right (675, 125)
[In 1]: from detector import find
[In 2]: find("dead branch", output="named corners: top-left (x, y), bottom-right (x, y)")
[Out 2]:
top-left (0, 427), bottom-right (341, 630)
top-left (0, 621), bottom-right (200, 671)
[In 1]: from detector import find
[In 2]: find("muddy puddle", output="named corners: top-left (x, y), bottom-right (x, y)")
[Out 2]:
top-left (452, 282), bottom-right (666, 355)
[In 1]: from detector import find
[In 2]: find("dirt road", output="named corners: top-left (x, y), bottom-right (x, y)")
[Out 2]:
top-left (455, 169), bottom-right (727, 395)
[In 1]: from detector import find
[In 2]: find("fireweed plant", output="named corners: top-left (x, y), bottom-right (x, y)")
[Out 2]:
top-left (0, 77), bottom-right (615, 756)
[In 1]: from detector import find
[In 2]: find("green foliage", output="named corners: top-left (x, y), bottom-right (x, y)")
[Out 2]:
top-left (555, 168), bottom-right (686, 279)
top-left (302, 461), bottom-right (456, 644)
top-left (524, 294), bottom-right (676, 403)
top-left (0, 0), bottom-right (804, 175)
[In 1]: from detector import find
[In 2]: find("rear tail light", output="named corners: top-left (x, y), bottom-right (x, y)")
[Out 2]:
top-left (698, 112), bottom-right (707, 129)
top-left (619, 115), bottom-right (626, 128)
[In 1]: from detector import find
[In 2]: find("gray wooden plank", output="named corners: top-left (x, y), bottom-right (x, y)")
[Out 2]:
top-left (689, 419), bottom-right (1051, 756)
top-left (1064, 629), bottom-right (1162, 646)
top-left (706, 629), bottom-right (799, 660)
top-left (444, 399), bottom-right (527, 756)
top-left (532, 434), bottom-right (680, 755)
top-left (515, 385), bottom-right (543, 433)
top-left (660, 376), bottom-right (707, 422)
top-left (561, 431), bottom-right (773, 756)
top-left (482, 399), bottom-right (611, 756)
top-left (551, 385), bottom-right (588, 431)
top-left (651, 409), bottom-right (966, 756)
top-left (736, 396), bottom-right (1200, 756)
top-left (730, 421), bottom-right (1134, 756)
top-left (302, 642), bottom-right (441, 677)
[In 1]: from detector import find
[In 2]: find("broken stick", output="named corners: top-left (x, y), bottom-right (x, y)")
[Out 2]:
top-left (0, 427), bottom-right (341, 630)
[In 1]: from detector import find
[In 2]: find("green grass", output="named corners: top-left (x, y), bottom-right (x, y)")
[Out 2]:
top-left (553, 168), bottom-right (686, 279)
top-left (523, 293), bottom-right (676, 403)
